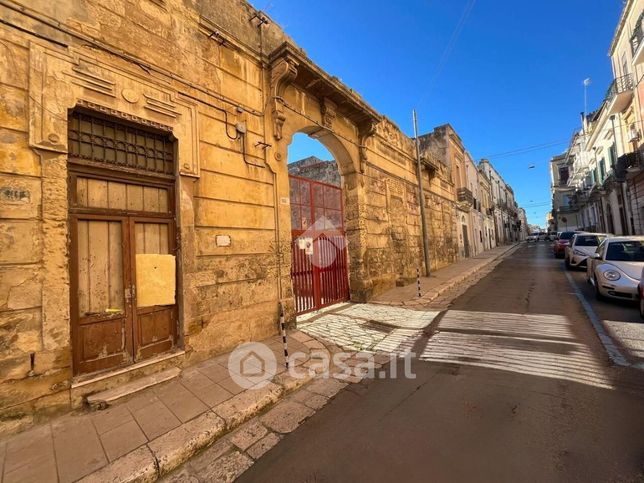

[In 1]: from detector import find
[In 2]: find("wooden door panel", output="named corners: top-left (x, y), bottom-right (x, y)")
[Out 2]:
top-left (72, 217), bottom-right (131, 375)
top-left (74, 177), bottom-right (170, 214)
top-left (79, 319), bottom-right (125, 363)
top-left (132, 220), bottom-right (177, 361)
top-left (136, 307), bottom-right (174, 359)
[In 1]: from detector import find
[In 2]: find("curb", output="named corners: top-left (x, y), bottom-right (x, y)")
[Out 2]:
top-left (598, 316), bottom-right (644, 369)
top-left (77, 345), bottom-right (355, 482)
top-left (563, 269), bottom-right (630, 368)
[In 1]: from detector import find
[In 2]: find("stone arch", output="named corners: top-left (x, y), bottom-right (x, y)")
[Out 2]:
top-left (279, 124), bottom-right (367, 308)
top-left (268, 43), bottom-right (382, 309)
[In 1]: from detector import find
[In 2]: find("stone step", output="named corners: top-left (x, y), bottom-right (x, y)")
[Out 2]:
top-left (86, 367), bottom-right (181, 410)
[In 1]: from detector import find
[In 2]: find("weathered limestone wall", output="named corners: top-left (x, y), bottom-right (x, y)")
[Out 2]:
top-left (0, 0), bottom-right (458, 432)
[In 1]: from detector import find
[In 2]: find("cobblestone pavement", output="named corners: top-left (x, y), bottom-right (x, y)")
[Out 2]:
top-left (297, 304), bottom-right (439, 354)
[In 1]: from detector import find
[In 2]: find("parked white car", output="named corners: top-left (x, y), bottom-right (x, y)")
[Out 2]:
top-left (527, 232), bottom-right (540, 242)
top-left (565, 232), bottom-right (608, 269)
top-left (586, 236), bottom-right (644, 301)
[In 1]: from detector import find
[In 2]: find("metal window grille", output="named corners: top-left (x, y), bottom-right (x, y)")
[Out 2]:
top-left (68, 111), bottom-right (174, 176)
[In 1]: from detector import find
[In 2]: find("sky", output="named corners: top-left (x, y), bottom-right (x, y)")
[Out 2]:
top-left (268, 0), bottom-right (624, 227)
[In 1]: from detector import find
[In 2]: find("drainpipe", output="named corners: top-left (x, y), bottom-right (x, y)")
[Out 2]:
top-left (413, 110), bottom-right (431, 276)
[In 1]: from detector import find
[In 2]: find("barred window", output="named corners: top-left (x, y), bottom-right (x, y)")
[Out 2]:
top-left (68, 111), bottom-right (174, 176)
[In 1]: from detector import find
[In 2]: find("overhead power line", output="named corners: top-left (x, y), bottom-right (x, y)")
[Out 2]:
top-left (417, 0), bottom-right (477, 106)
top-left (483, 140), bottom-right (569, 160)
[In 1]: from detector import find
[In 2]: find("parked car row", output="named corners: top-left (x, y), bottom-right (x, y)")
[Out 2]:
top-left (554, 230), bottom-right (644, 319)
top-left (527, 231), bottom-right (556, 242)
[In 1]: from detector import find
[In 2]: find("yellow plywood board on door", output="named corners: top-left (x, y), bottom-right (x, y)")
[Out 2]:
top-left (135, 254), bottom-right (176, 307)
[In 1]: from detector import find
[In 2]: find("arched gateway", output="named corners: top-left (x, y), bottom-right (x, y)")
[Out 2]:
top-left (267, 43), bottom-right (381, 315)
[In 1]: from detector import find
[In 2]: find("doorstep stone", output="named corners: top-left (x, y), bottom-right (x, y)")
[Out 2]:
top-left (87, 368), bottom-right (181, 410)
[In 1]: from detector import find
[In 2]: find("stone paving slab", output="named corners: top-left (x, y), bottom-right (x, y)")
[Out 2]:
top-left (0, 331), bottom-right (322, 483)
top-left (0, 301), bottom-right (430, 483)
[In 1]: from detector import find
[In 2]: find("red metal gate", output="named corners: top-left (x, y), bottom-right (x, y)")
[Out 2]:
top-left (289, 175), bottom-right (349, 315)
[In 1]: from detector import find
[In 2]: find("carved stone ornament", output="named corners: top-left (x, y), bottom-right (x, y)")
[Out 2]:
top-left (321, 97), bottom-right (337, 129)
top-left (269, 54), bottom-right (299, 141)
top-left (378, 118), bottom-right (403, 150)
top-left (358, 120), bottom-right (379, 173)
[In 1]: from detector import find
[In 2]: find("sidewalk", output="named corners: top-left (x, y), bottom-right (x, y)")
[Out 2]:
top-left (0, 333), bottom-right (313, 483)
top-left (0, 330), bottom-right (387, 483)
top-left (372, 243), bottom-right (520, 307)
top-left (0, 244), bottom-right (521, 483)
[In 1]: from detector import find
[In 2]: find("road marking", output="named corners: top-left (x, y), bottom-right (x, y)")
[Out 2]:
top-left (563, 270), bottom-right (630, 367)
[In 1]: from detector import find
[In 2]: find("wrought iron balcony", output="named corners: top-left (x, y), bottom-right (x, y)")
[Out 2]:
top-left (615, 151), bottom-right (642, 181)
top-left (457, 187), bottom-right (473, 206)
top-left (605, 74), bottom-right (634, 114)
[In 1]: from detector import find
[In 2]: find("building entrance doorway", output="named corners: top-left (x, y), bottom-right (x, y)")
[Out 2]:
top-left (67, 110), bottom-right (178, 376)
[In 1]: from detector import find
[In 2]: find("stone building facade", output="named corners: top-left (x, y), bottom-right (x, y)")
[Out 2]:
top-left (419, 124), bottom-right (503, 260)
top-left (0, 0), bottom-right (473, 432)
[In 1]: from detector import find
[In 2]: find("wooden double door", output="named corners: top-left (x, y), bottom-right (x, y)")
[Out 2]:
top-left (69, 173), bottom-right (178, 376)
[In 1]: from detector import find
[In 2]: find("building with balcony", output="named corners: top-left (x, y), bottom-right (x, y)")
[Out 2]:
top-left (552, 0), bottom-right (644, 237)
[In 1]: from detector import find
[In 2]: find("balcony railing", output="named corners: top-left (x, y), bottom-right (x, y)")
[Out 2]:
top-left (557, 205), bottom-right (579, 214)
top-left (457, 187), bottom-right (473, 205)
top-left (615, 151), bottom-right (642, 180)
top-left (605, 74), bottom-right (633, 105)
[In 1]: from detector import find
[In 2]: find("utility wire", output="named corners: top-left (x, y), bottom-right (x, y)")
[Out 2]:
top-left (483, 140), bottom-right (569, 160)
top-left (417, 0), bottom-right (477, 107)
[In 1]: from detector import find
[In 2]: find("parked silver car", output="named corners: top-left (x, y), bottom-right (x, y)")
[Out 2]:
top-left (586, 236), bottom-right (644, 301)
top-left (565, 232), bottom-right (608, 269)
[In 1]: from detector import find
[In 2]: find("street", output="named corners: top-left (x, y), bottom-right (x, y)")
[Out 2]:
top-left (238, 242), bottom-right (644, 483)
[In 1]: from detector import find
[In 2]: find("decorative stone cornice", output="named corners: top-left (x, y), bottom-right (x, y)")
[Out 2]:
top-left (268, 42), bottom-right (381, 139)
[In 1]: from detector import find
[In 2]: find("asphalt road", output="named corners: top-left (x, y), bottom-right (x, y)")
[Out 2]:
top-left (239, 242), bottom-right (644, 483)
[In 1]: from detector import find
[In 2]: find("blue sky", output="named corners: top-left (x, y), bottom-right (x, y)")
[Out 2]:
top-left (270, 0), bottom-right (623, 227)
